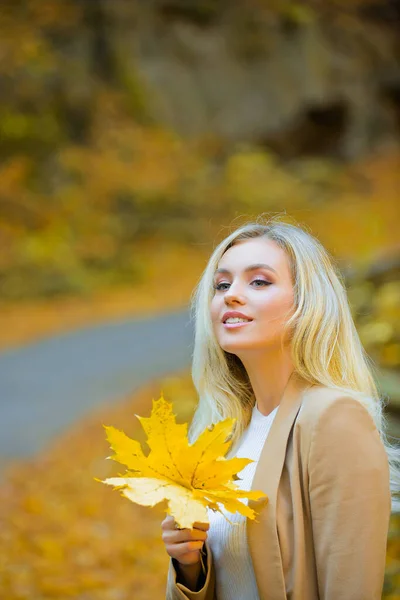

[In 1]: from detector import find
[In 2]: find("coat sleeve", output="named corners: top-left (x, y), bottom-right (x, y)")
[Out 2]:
top-left (308, 396), bottom-right (391, 600)
top-left (165, 541), bottom-right (216, 600)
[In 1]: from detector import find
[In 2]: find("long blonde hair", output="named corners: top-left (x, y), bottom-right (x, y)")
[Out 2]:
top-left (188, 215), bottom-right (400, 513)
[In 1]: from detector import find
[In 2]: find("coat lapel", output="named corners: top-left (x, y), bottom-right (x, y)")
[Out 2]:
top-left (246, 372), bottom-right (312, 600)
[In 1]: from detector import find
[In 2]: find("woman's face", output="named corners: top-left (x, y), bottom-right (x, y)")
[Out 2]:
top-left (210, 237), bottom-right (295, 356)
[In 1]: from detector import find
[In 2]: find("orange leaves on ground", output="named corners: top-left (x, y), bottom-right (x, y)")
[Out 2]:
top-left (0, 373), bottom-right (399, 598)
top-left (0, 380), bottom-right (183, 600)
top-left (100, 395), bottom-right (267, 529)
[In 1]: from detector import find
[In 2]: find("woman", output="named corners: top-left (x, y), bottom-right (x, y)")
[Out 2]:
top-left (162, 216), bottom-right (400, 600)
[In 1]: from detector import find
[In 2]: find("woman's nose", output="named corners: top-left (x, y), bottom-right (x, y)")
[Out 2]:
top-left (224, 285), bottom-right (246, 304)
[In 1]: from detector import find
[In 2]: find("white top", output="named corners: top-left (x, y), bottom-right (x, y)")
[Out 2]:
top-left (206, 403), bottom-right (279, 600)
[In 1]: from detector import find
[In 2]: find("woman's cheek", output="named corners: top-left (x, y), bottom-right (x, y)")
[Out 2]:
top-left (210, 302), bottom-right (218, 325)
top-left (210, 305), bottom-right (220, 332)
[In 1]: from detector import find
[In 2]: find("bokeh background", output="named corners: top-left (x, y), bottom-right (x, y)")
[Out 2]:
top-left (0, 1), bottom-right (399, 598)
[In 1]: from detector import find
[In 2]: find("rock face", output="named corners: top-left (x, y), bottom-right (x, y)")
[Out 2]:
top-left (108, 3), bottom-right (400, 158)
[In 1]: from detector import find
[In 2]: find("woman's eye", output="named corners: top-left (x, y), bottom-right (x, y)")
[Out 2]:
top-left (213, 279), bottom-right (271, 291)
top-left (252, 279), bottom-right (271, 287)
top-left (213, 282), bottom-right (230, 291)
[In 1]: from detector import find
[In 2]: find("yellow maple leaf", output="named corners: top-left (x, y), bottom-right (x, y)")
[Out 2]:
top-left (98, 394), bottom-right (268, 529)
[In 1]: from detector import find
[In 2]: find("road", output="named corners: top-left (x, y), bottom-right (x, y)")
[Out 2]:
top-left (0, 309), bottom-right (194, 460)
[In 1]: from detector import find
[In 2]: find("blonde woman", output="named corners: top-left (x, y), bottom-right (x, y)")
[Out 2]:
top-left (162, 216), bottom-right (400, 600)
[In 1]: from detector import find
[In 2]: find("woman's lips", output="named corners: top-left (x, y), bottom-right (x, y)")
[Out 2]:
top-left (223, 320), bottom-right (253, 329)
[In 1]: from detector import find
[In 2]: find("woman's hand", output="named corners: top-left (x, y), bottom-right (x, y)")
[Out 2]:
top-left (162, 515), bottom-right (210, 591)
top-left (161, 514), bottom-right (209, 566)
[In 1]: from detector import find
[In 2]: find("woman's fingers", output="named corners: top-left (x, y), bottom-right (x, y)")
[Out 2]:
top-left (161, 515), bottom-right (209, 565)
top-left (168, 528), bottom-right (208, 542)
top-left (161, 517), bottom-right (208, 542)
top-left (170, 540), bottom-right (205, 555)
top-left (161, 515), bottom-right (177, 530)
top-left (191, 521), bottom-right (210, 532)
top-left (161, 515), bottom-right (209, 535)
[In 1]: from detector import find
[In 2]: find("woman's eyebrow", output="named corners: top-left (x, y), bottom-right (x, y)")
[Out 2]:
top-left (214, 263), bottom-right (278, 275)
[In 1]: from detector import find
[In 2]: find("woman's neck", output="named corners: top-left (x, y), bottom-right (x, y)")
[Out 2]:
top-left (239, 348), bottom-right (294, 416)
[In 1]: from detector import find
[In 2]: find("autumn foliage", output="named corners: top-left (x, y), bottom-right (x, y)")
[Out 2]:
top-left (0, 2), bottom-right (399, 302)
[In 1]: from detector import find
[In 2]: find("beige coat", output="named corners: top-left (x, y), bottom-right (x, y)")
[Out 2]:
top-left (166, 373), bottom-right (392, 600)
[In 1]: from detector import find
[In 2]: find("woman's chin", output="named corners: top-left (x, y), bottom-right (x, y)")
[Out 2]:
top-left (219, 338), bottom-right (253, 353)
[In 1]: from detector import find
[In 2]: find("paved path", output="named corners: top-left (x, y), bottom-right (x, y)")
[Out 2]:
top-left (0, 309), bottom-right (193, 460)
